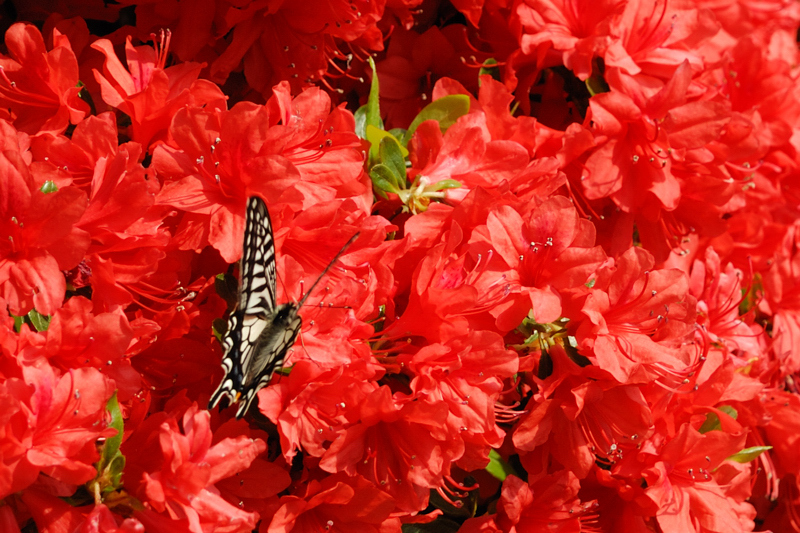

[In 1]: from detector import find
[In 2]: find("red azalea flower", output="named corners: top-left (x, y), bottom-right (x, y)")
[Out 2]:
top-left (267, 473), bottom-right (397, 533)
top-left (319, 385), bottom-right (458, 513)
top-left (382, 222), bottom-right (513, 342)
top-left (209, 418), bottom-right (291, 510)
top-left (688, 247), bottom-right (765, 362)
top-left (476, 194), bottom-right (607, 328)
top-left (640, 423), bottom-right (754, 533)
top-left (513, 0), bottom-right (624, 80)
top-left (760, 390), bottom-right (800, 530)
top-left (126, 0), bottom-right (386, 96)
top-left (604, 1), bottom-right (719, 80)
top-left (408, 111), bottom-right (530, 196)
top-left (31, 112), bottom-right (124, 189)
top-left (0, 363), bottom-right (115, 500)
top-left (572, 246), bottom-right (698, 385)
top-left (761, 221), bottom-right (800, 375)
top-left (514, 344), bottom-right (652, 478)
top-left (154, 82), bottom-right (365, 262)
top-left (402, 331), bottom-right (518, 470)
top-left (376, 25), bottom-right (489, 129)
top-left (21, 492), bottom-right (145, 533)
top-left (78, 503), bottom-right (146, 533)
top-left (33, 296), bottom-right (141, 400)
top-left (0, 0), bottom-right (796, 529)
top-left (130, 275), bottom-right (234, 405)
top-left (579, 54), bottom-right (745, 261)
top-left (91, 33), bottom-right (227, 151)
top-left (124, 404), bottom-right (266, 532)
top-left (461, 76), bottom-right (565, 166)
top-left (29, 114), bottom-right (173, 315)
top-left (258, 360), bottom-right (381, 462)
top-left (714, 0), bottom-right (800, 38)
top-left (0, 120), bottom-right (90, 315)
top-left (0, 23), bottom-right (90, 135)
top-left (460, 472), bottom-right (597, 533)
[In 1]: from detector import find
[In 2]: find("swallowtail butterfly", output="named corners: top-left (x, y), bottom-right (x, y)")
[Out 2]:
top-left (209, 196), bottom-right (357, 418)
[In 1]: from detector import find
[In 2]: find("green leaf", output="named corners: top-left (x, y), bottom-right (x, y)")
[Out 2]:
top-left (478, 58), bottom-right (501, 84)
top-left (366, 125), bottom-right (408, 164)
top-left (586, 74), bottom-right (610, 96)
top-left (378, 136), bottom-right (407, 183)
top-left (388, 127), bottom-right (407, 140)
top-left (102, 392), bottom-right (124, 466)
top-left (430, 179), bottom-right (461, 191)
top-left (402, 95), bottom-right (470, 145)
top-left (727, 446), bottom-right (772, 464)
top-left (365, 58), bottom-right (382, 129)
top-left (369, 164), bottom-right (402, 196)
top-left (485, 449), bottom-right (515, 481)
top-left (27, 309), bottom-right (51, 332)
top-left (355, 57), bottom-right (383, 139)
top-left (699, 405), bottom-right (738, 433)
top-left (40, 180), bottom-right (58, 194)
top-left (12, 314), bottom-right (23, 333)
top-left (699, 413), bottom-right (720, 433)
top-left (354, 107), bottom-right (367, 139)
top-left (91, 391), bottom-right (126, 496)
top-left (212, 317), bottom-right (228, 343)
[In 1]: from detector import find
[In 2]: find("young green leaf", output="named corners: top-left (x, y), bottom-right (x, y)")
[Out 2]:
top-left (388, 127), bottom-right (407, 140)
top-left (369, 164), bottom-right (402, 196)
top-left (90, 391), bottom-right (126, 498)
top-left (26, 309), bottom-right (51, 332)
top-left (402, 95), bottom-right (470, 145)
top-left (365, 57), bottom-right (382, 130)
top-left (485, 449), bottom-right (516, 481)
top-left (699, 405), bottom-right (738, 433)
top-left (212, 317), bottom-right (228, 343)
top-left (366, 125), bottom-right (408, 164)
top-left (478, 58), bottom-right (501, 84)
top-left (430, 179), bottom-right (461, 191)
top-left (727, 446), bottom-right (772, 464)
top-left (379, 136), bottom-right (407, 183)
top-left (355, 57), bottom-right (383, 139)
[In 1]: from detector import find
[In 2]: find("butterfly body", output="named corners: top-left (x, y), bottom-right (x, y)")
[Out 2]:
top-left (209, 196), bottom-right (356, 419)
top-left (243, 303), bottom-right (301, 387)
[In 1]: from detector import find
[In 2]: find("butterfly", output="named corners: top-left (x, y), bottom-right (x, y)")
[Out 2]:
top-left (209, 196), bottom-right (358, 419)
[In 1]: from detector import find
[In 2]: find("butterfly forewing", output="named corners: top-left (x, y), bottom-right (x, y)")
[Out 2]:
top-left (240, 196), bottom-right (276, 316)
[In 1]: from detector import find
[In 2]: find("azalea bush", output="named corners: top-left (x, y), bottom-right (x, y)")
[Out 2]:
top-left (2, 0), bottom-right (800, 531)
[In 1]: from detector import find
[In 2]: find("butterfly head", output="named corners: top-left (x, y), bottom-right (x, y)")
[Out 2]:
top-left (273, 302), bottom-right (302, 331)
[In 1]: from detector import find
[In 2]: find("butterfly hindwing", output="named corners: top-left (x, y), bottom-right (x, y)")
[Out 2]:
top-left (234, 303), bottom-right (302, 418)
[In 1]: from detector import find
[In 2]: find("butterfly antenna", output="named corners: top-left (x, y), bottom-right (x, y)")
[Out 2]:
top-left (297, 232), bottom-right (360, 309)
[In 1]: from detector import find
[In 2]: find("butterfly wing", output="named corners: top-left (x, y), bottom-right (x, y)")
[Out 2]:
top-left (208, 196), bottom-right (278, 414)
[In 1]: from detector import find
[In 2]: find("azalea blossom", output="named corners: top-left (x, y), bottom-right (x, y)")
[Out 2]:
top-left (0, 1), bottom-right (799, 531)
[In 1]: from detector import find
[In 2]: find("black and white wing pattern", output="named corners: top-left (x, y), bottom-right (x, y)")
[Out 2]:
top-left (239, 195), bottom-right (277, 320)
top-left (208, 196), bottom-right (302, 419)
